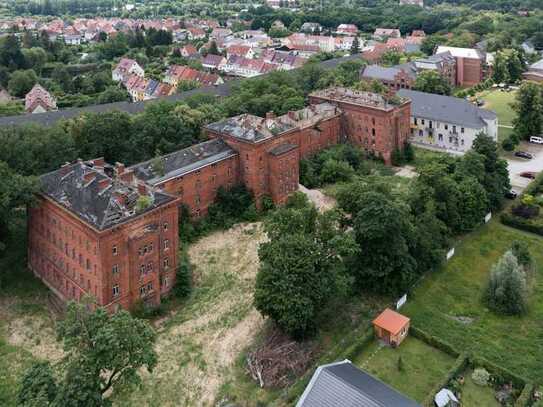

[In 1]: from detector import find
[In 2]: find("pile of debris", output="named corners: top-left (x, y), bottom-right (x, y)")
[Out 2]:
top-left (246, 329), bottom-right (317, 388)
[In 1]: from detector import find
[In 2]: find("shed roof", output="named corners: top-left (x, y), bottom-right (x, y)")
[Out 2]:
top-left (372, 308), bottom-right (410, 335)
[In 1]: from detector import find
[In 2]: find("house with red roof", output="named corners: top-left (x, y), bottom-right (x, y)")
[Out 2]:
top-left (163, 65), bottom-right (223, 88)
top-left (179, 44), bottom-right (200, 58)
top-left (202, 54), bottom-right (227, 71)
top-left (25, 84), bottom-right (57, 114)
top-left (336, 24), bottom-right (358, 36)
top-left (187, 27), bottom-right (206, 40)
top-left (373, 308), bottom-right (410, 347)
top-left (226, 45), bottom-right (255, 59)
top-left (112, 58), bottom-right (144, 83)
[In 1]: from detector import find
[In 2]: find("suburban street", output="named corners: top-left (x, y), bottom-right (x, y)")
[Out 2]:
top-left (506, 141), bottom-right (543, 191)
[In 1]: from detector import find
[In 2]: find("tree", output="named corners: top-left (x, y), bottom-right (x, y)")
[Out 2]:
top-left (350, 191), bottom-right (417, 293)
top-left (7, 69), bottom-right (38, 97)
top-left (485, 250), bottom-right (527, 315)
top-left (254, 200), bottom-right (356, 338)
top-left (0, 34), bottom-right (26, 70)
top-left (18, 362), bottom-right (57, 406)
top-left (511, 240), bottom-right (531, 268)
top-left (208, 40), bottom-right (219, 55)
top-left (414, 70), bottom-right (452, 95)
top-left (457, 176), bottom-right (488, 232)
top-left (96, 86), bottom-right (129, 104)
top-left (56, 301), bottom-right (157, 395)
top-left (319, 158), bottom-right (355, 184)
top-left (381, 50), bottom-right (402, 66)
top-left (472, 133), bottom-right (511, 210)
top-left (513, 82), bottom-right (543, 140)
top-left (351, 36), bottom-right (360, 54)
top-left (51, 66), bottom-right (72, 93)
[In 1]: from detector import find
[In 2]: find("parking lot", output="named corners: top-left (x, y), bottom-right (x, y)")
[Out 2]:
top-left (506, 141), bottom-right (543, 192)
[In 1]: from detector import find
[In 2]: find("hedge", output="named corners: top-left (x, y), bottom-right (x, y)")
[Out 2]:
top-left (514, 383), bottom-right (534, 407)
top-left (342, 327), bottom-right (375, 361)
top-left (409, 326), bottom-right (460, 358)
top-left (501, 212), bottom-right (543, 236)
top-left (423, 353), bottom-right (470, 407)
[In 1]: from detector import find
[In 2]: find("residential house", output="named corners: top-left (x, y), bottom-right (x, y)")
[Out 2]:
top-left (124, 74), bottom-right (148, 102)
top-left (300, 22), bottom-right (322, 33)
top-left (523, 58), bottom-right (543, 82)
top-left (187, 27), bottom-right (206, 40)
top-left (163, 65), bottom-right (223, 87)
top-left (361, 65), bottom-right (416, 93)
top-left (297, 360), bottom-right (421, 407)
top-left (112, 58), bottom-right (144, 82)
top-left (25, 84), bottom-right (58, 114)
top-left (398, 89), bottom-right (498, 153)
top-left (202, 54), bottom-right (226, 71)
top-left (373, 28), bottom-right (401, 40)
top-left (180, 44), bottom-right (200, 59)
top-left (210, 27), bottom-right (232, 40)
top-left (336, 23), bottom-right (358, 36)
top-left (63, 26), bottom-right (82, 45)
top-left (226, 45), bottom-right (255, 59)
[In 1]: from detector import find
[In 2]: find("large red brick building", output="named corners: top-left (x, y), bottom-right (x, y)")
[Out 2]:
top-left (28, 159), bottom-right (180, 312)
top-left (28, 87), bottom-right (410, 311)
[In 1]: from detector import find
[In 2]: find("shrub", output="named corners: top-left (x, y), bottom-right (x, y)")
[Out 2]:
top-left (511, 240), bottom-right (532, 268)
top-left (511, 202), bottom-right (539, 219)
top-left (472, 368), bottom-right (491, 386)
top-left (397, 356), bottom-right (404, 372)
top-left (174, 252), bottom-right (192, 298)
top-left (485, 250), bottom-right (528, 315)
top-left (135, 195), bottom-right (152, 212)
top-left (319, 158), bottom-right (355, 184)
top-left (501, 136), bottom-right (516, 151)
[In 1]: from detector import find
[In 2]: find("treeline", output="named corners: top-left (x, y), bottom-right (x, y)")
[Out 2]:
top-left (255, 134), bottom-right (510, 338)
top-left (0, 60), bottom-right (364, 251)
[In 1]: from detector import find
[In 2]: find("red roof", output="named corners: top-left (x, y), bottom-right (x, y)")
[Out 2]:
top-left (373, 308), bottom-right (410, 335)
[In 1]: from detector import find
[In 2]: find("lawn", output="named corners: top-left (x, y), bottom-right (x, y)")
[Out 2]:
top-left (352, 336), bottom-right (456, 402)
top-left (477, 89), bottom-right (517, 126)
top-left (403, 219), bottom-right (543, 381)
top-left (460, 369), bottom-right (501, 407)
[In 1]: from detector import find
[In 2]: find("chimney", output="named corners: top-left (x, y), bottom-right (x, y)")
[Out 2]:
top-left (92, 157), bottom-right (105, 167)
top-left (115, 162), bottom-right (125, 175)
top-left (114, 191), bottom-right (126, 206)
top-left (266, 111), bottom-right (276, 120)
top-left (59, 162), bottom-right (71, 175)
top-left (137, 181), bottom-right (147, 195)
top-left (83, 171), bottom-right (96, 184)
top-left (120, 169), bottom-right (134, 184)
top-left (98, 178), bottom-right (111, 192)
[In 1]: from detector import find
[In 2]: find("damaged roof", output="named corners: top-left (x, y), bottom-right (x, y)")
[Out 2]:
top-left (205, 113), bottom-right (295, 143)
top-left (40, 160), bottom-right (174, 231)
top-left (130, 139), bottom-right (237, 185)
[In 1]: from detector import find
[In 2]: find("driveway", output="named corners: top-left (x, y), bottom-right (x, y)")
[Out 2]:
top-left (506, 142), bottom-right (543, 192)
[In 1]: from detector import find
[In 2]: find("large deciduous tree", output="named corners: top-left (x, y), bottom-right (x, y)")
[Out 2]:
top-left (414, 70), bottom-right (452, 95)
top-left (513, 82), bottom-right (543, 140)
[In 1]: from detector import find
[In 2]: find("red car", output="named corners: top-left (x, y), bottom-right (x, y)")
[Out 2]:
top-left (520, 171), bottom-right (537, 179)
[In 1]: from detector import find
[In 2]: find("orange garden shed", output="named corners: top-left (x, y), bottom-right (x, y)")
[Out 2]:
top-left (372, 308), bottom-right (410, 347)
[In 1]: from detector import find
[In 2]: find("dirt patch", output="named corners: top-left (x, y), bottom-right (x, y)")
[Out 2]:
top-left (7, 315), bottom-right (64, 362)
top-left (116, 222), bottom-right (267, 407)
top-left (298, 184), bottom-right (336, 212)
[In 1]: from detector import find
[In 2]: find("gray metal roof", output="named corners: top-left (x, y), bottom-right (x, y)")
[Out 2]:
top-left (0, 54), bottom-right (364, 128)
top-left (530, 58), bottom-right (543, 71)
top-left (362, 65), bottom-right (404, 81)
top-left (397, 89), bottom-right (497, 129)
top-left (297, 360), bottom-right (421, 407)
top-left (130, 139), bottom-right (237, 185)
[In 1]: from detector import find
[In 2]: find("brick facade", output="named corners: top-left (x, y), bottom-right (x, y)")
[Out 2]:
top-left (29, 87), bottom-right (411, 312)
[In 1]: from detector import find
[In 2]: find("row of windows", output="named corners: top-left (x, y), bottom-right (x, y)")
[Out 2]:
top-left (140, 282), bottom-right (154, 297)
top-left (38, 211), bottom-right (97, 255)
top-left (111, 257), bottom-right (170, 277)
top-left (414, 118), bottom-right (465, 133)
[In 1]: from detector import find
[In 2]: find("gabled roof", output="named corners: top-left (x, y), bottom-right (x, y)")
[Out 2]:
top-left (529, 58), bottom-right (543, 71)
top-left (397, 89), bottom-right (497, 129)
top-left (130, 139), bottom-right (237, 185)
top-left (297, 360), bottom-right (421, 407)
top-left (206, 113), bottom-right (295, 143)
top-left (362, 64), bottom-right (411, 81)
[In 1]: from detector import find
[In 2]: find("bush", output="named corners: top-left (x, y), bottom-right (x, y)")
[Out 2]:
top-left (511, 240), bottom-right (532, 268)
top-left (472, 368), bottom-right (491, 386)
top-left (174, 252), bottom-right (192, 298)
top-left (422, 353), bottom-right (470, 407)
top-left (501, 212), bottom-right (543, 236)
top-left (501, 136), bottom-right (516, 151)
top-left (511, 203), bottom-right (540, 219)
top-left (409, 326), bottom-right (460, 357)
top-left (514, 383), bottom-right (534, 407)
top-left (484, 250), bottom-right (528, 315)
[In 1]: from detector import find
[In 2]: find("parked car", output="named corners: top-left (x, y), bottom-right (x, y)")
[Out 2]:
top-left (530, 136), bottom-right (543, 144)
top-left (514, 151), bottom-right (533, 159)
top-left (476, 99), bottom-right (484, 107)
top-left (505, 190), bottom-right (518, 199)
top-left (520, 171), bottom-right (537, 179)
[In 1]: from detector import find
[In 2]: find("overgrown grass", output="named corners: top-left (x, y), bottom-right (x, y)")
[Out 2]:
top-left (403, 219), bottom-right (543, 380)
top-left (461, 369), bottom-right (501, 407)
top-left (477, 89), bottom-right (517, 126)
top-left (0, 220), bottom-right (52, 407)
top-left (352, 336), bottom-right (456, 402)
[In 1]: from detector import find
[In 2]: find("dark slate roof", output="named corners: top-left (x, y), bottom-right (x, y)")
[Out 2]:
top-left (297, 360), bottom-right (421, 407)
top-left (362, 65), bottom-right (404, 81)
top-left (40, 161), bottom-right (175, 230)
top-left (205, 114), bottom-right (295, 143)
top-left (397, 89), bottom-right (497, 128)
top-left (130, 139), bottom-right (237, 185)
top-left (269, 143), bottom-right (298, 156)
top-left (0, 54), bottom-right (363, 128)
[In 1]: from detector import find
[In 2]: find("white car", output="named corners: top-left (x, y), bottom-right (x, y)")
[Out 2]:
top-left (529, 136), bottom-right (543, 144)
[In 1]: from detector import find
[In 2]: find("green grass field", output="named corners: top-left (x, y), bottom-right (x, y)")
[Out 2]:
top-left (461, 370), bottom-right (501, 407)
top-left (478, 89), bottom-right (517, 126)
top-left (403, 220), bottom-right (543, 381)
top-left (352, 336), bottom-right (456, 402)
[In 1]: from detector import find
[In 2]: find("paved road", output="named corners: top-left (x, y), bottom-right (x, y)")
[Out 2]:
top-left (0, 54), bottom-right (363, 128)
top-left (506, 141), bottom-right (543, 192)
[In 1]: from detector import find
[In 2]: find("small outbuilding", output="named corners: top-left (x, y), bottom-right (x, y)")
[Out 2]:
top-left (434, 388), bottom-right (459, 407)
top-left (372, 308), bottom-right (410, 347)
